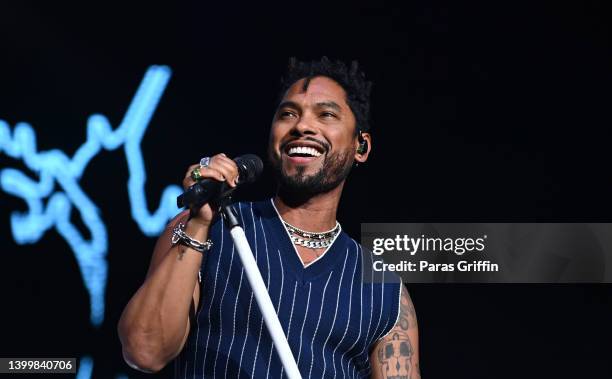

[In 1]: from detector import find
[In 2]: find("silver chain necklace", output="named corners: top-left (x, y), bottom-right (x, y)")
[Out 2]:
top-left (282, 219), bottom-right (340, 250)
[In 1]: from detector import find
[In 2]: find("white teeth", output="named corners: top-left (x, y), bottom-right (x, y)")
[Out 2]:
top-left (288, 146), bottom-right (321, 157)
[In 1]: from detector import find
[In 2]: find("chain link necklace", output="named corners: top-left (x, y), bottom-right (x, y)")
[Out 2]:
top-left (282, 219), bottom-right (341, 250)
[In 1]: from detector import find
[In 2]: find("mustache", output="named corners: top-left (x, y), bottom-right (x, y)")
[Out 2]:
top-left (281, 137), bottom-right (330, 153)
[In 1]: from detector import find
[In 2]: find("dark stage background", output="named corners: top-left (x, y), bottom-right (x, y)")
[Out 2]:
top-left (1, 1), bottom-right (611, 378)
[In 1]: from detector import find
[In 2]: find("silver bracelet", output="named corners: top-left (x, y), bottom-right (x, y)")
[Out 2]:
top-left (171, 222), bottom-right (213, 253)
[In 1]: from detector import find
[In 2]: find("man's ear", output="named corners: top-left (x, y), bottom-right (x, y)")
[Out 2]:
top-left (355, 131), bottom-right (371, 163)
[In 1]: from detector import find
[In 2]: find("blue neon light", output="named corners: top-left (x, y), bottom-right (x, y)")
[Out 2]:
top-left (76, 356), bottom-right (93, 379)
top-left (0, 65), bottom-right (182, 326)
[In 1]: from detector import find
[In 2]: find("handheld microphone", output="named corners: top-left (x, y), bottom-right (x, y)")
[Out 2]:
top-left (176, 154), bottom-right (263, 209)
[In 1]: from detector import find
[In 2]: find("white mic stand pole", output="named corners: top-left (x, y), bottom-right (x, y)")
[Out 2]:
top-left (220, 202), bottom-right (302, 379)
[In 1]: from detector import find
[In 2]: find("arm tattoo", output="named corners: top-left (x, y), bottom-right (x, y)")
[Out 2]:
top-left (399, 286), bottom-right (417, 330)
top-left (177, 245), bottom-right (187, 260)
top-left (375, 286), bottom-right (420, 379)
top-left (377, 331), bottom-right (413, 379)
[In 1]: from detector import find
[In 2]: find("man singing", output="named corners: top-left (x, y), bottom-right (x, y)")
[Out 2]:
top-left (118, 57), bottom-right (421, 378)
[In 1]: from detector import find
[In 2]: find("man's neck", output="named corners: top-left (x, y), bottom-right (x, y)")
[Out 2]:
top-left (273, 183), bottom-right (344, 232)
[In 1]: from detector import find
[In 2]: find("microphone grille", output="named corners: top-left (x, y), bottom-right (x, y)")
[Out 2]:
top-left (235, 154), bottom-right (264, 184)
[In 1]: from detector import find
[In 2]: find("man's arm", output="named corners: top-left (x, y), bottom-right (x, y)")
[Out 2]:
top-left (117, 153), bottom-right (239, 373)
top-left (370, 284), bottom-right (421, 379)
top-left (117, 211), bottom-right (206, 373)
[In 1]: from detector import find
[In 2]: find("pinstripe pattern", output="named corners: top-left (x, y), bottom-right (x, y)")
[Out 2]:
top-left (321, 251), bottom-right (349, 378)
top-left (224, 222), bottom-right (245, 377)
top-left (212, 242), bottom-right (234, 376)
top-left (342, 243), bottom-right (369, 377)
top-left (331, 240), bottom-right (359, 378)
top-left (296, 282), bottom-right (312, 366)
top-left (308, 271), bottom-right (334, 378)
top-left (200, 221), bottom-right (224, 376)
top-left (279, 280), bottom-right (298, 378)
top-left (176, 199), bottom-right (400, 378)
top-left (265, 248), bottom-right (285, 378)
top-left (237, 204), bottom-right (259, 376)
top-left (222, 201), bottom-right (247, 377)
top-left (250, 203), bottom-right (270, 379)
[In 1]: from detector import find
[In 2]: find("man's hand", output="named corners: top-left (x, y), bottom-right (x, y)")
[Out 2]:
top-left (182, 153), bottom-right (240, 226)
top-left (370, 284), bottom-right (421, 379)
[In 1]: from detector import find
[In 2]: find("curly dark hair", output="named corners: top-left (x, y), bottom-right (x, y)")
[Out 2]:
top-left (277, 56), bottom-right (373, 134)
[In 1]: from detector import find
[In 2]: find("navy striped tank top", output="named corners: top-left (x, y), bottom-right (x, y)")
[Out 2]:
top-left (175, 199), bottom-right (401, 378)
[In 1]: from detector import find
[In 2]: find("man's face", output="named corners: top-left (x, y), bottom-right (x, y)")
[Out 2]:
top-left (268, 76), bottom-right (365, 195)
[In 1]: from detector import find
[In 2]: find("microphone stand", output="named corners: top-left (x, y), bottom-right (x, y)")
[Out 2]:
top-left (219, 199), bottom-right (302, 379)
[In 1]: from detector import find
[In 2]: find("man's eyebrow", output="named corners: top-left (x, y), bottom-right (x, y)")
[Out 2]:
top-left (277, 100), bottom-right (342, 112)
top-left (277, 101), bottom-right (300, 110)
top-left (315, 101), bottom-right (342, 112)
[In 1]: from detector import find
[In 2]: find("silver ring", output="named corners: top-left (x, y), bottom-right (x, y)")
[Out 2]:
top-left (199, 156), bottom-right (211, 168)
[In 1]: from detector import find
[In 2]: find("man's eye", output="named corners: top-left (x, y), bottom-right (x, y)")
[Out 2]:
top-left (280, 111), bottom-right (296, 118)
top-left (321, 112), bottom-right (337, 118)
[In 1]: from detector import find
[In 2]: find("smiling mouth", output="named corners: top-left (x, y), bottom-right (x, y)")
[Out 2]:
top-left (281, 139), bottom-right (327, 162)
top-left (286, 146), bottom-right (322, 158)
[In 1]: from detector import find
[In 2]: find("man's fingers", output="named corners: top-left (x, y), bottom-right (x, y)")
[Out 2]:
top-left (198, 154), bottom-right (238, 187)
top-left (182, 164), bottom-right (200, 189)
top-left (209, 156), bottom-right (239, 187)
top-left (202, 167), bottom-right (226, 182)
top-left (182, 153), bottom-right (239, 190)
top-left (182, 163), bottom-right (225, 189)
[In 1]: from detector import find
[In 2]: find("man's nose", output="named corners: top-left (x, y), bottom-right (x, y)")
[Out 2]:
top-left (291, 117), bottom-right (317, 136)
